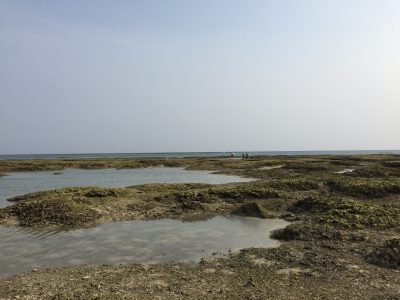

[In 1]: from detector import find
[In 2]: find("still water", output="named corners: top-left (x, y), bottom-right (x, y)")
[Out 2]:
top-left (0, 167), bottom-right (253, 207)
top-left (0, 216), bottom-right (288, 278)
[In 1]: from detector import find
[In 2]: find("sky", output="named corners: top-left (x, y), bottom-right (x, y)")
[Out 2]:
top-left (1, 0), bottom-right (400, 154)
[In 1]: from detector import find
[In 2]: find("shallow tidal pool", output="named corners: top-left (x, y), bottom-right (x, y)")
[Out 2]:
top-left (0, 167), bottom-right (254, 207)
top-left (0, 216), bottom-right (288, 278)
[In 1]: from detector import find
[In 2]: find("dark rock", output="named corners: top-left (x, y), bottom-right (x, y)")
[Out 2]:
top-left (271, 223), bottom-right (345, 241)
top-left (280, 212), bottom-right (299, 221)
top-left (180, 201), bottom-right (205, 211)
top-left (281, 212), bottom-right (295, 218)
top-left (243, 278), bottom-right (256, 288)
top-left (231, 202), bottom-right (273, 218)
top-left (365, 238), bottom-right (400, 268)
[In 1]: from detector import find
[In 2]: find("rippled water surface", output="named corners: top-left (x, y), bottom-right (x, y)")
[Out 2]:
top-left (0, 216), bottom-right (288, 278)
top-left (0, 167), bottom-right (253, 207)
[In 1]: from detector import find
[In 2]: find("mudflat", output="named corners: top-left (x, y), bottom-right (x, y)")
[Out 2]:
top-left (0, 155), bottom-right (399, 299)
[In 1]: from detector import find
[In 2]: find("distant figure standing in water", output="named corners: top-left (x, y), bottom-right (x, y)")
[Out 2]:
top-left (230, 152), bottom-right (234, 158)
top-left (241, 153), bottom-right (245, 159)
top-left (245, 153), bottom-right (249, 159)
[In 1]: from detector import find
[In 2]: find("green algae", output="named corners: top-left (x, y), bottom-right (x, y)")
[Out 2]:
top-left (266, 178), bottom-right (320, 191)
top-left (383, 161), bottom-right (400, 168)
top-left (133, 183), bottom-right (213, 193)
top-left (8, 187), bottom-right (128, 202)
top-left (344, 166), bottom-right (388, 178)
top-left (209, 186), bottom-right (280, 200)
top-left (327, 178), bottom-right (400, 198)
top-left (366, 238), bottom-right (400, 268)
top-left (156, 185), bottom-right (280, 203)
top-left (3, 187), bottom-right (129, 227)
top-left (271, 222), bottom-right (345, 241)
top-left (0, 181), bottom-right (286, 228)
top-left (291, 197), bottom-right (400, 230)
top-left (282, 162), bottom-right (335, 172)
top-left (7, 197), bottom-right (100, 227)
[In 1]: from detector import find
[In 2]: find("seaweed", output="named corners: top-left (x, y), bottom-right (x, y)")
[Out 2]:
top-left (326, 178), bottom-right (400, 198)
top-left (365, 238), bottom-right (400, 268)
top-left (291, 197), bottom-right (400, 230)
top-left (266, 178), bottom-right (320, 191)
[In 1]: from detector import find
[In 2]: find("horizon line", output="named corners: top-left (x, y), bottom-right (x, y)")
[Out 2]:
top-left (1, 149), bottom-right (400, 157)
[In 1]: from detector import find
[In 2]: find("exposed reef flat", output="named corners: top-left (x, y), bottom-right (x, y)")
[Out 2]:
top-left (0, 183), bottom-right (285, 228)
top-left (1, 154), bottom-right (398, 174)
top-left (0, 155), bottom-right (400, 299)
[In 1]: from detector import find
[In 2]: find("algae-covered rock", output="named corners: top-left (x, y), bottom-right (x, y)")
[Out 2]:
top-left (267, 179), bottom-right (320, 191)
top-left (344, 166), bottom-right (387, 178)
top-left (232, 202), bottom-right (274, 218)
top-left (2, 187), bottom-right (129, 227)
top-left (156, 186), bottom-right (280, 203)
top-left (326, 178), bottom-right (400, 198)
top-left (210, 187), bottom-right (280, 200)
top-left (290, 197), bottom-right (400, 230)
top-left (282, 162), bottom-right (334, 172)
top-left (7, 187), bottom-right (128, 203)
top-left (179, 200), bottom-right (205, 211)
top-left (155, 190), bottom-right (215, 203)
top-left (280, 212), bottom-right (299, 221)
top-left (366, 238), bottom-right (400, 268)
top-left (84, 188), bottom-right (126, 198)
top-left (383, 161), bottom-right (400, 168)
top-left (134, 183), bottom-right (212, 193)
top-left (271, 222), bottom-right (344, 241)
top-left (7, 198), bottom-right (100, 227)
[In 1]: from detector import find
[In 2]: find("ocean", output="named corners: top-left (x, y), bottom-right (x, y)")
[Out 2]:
top-left (0, 150), bottom-right (399, 160)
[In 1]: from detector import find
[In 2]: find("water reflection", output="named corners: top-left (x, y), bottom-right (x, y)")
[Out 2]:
top-left (0, 216), bottom-right (288, 278)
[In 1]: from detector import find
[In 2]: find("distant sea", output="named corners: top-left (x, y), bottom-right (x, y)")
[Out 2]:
top-left (0, 150), bottom-right (399, 160)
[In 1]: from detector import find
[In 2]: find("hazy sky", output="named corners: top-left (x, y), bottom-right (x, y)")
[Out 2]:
top-left (1, 1), bottom-right (399, 154)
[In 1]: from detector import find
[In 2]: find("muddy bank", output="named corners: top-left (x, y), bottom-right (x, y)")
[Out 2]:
top-left (1, 155), bottom-right (400, 299)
